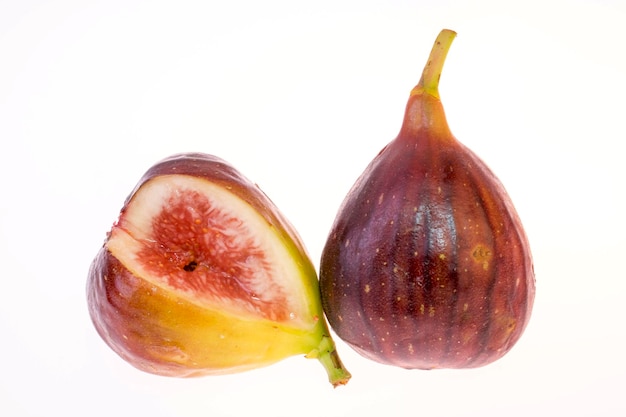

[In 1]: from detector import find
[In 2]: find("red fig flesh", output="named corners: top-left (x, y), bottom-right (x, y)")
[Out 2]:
top-left (319, 30), bottom-right (535, 369)
top-left (87, 153), bottom-right (350, 386)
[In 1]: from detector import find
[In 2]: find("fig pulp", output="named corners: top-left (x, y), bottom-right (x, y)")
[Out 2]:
top-left (319, 30), bottom-right (535, 369)
top-left (87, 153), bottom-right (350, 387)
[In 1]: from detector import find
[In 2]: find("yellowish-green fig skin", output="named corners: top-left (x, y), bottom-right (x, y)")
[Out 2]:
top-left (88, 248), bottom-right (323, 376)
top-left (87, 153), bottom-right (350, 386)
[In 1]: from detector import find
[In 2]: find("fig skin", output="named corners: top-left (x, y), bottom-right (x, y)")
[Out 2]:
top-left (319, 30), bottom-right (535, 369)
top-left (87, 153), bottom-right (350, 386)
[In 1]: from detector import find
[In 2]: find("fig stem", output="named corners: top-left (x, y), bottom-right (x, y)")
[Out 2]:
top-left (412, 29), bottom-right (457, 100)
top-left (306, 334), bottom-right (351, 387)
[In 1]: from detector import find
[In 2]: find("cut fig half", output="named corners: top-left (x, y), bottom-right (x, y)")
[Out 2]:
top-left (87, 153), bottom-right (350, 386)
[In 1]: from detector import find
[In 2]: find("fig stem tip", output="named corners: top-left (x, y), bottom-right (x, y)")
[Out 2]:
top-left (308, 335), bottom-right (351, 387)
top-left (413, 29), bottom-right (457, 99)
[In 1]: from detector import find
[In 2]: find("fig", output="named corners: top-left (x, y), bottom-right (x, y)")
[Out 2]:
top-left (319, 29), bottom-right (535, 369)
top-left (87, 153), bottom-right (350, 387)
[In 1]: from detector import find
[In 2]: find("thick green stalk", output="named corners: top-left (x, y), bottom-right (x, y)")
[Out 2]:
top-left (307, 334), bottom-right (351, 387)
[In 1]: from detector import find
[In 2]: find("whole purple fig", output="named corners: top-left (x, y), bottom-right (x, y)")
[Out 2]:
top-left (320, 29), bottom-right (535, 369)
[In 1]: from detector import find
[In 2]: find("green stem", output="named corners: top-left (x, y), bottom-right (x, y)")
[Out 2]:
top-left (412, 29), bottom-right (457, 99)
top-left (307, 334), bottom-right (351, 387)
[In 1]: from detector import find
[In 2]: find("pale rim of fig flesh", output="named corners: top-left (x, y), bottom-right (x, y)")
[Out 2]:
top-left (106, 174), bottom-right (312, 327)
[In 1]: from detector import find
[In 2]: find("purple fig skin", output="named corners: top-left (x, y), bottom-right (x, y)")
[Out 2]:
top-left (319, 31), bottom-right (535, 370)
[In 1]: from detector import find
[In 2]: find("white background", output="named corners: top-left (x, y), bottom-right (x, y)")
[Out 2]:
top-left (1, 0), bottom-right (625, 416)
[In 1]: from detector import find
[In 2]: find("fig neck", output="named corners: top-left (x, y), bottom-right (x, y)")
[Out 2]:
top-left (397, 29), bottom-right (457, 143)
top-left (398, 92), bottom-right (453, 141)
